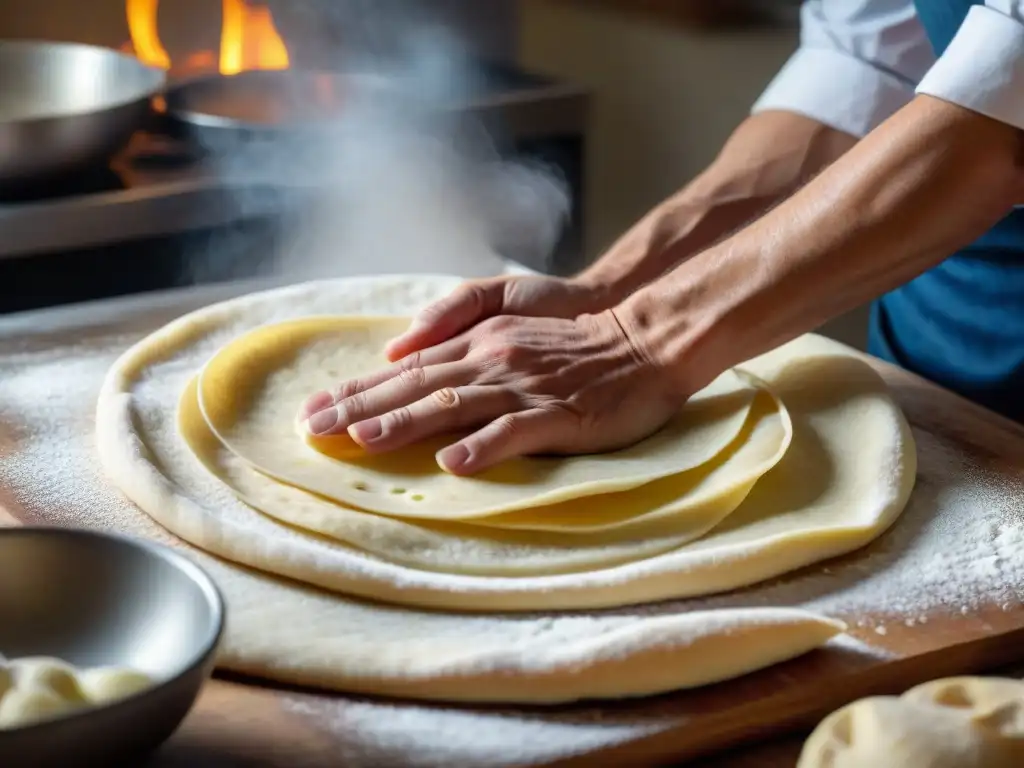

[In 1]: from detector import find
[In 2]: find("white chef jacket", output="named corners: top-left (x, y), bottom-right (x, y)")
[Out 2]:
top-left (753, 1), bottom-right (1024, 137)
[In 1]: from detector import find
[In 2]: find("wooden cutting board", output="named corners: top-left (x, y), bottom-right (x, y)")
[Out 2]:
top-left (2, 286), bottom-right (1024, 767)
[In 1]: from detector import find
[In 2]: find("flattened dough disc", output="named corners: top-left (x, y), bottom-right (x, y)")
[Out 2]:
top-left (92, 274), bottom-right (848, 703)
top-left (98, 277), bottom-right (915, 614)
top-left (179, 376), bottom-right (789, 575)
top-left (196, 316), bottom-right (759, 520)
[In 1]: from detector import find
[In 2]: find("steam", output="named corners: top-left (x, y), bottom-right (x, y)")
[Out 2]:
top-left (186, 10), bottom-right (570, 285)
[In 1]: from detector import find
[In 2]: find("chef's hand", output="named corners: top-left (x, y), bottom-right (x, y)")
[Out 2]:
top-left (299, 311), bottom-right (686, 475)
top-left (382, 275), bottom-right (612, 362)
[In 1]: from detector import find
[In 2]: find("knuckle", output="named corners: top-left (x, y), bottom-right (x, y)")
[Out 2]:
top-left (334, 379), bottom-right (361, 401)
top-left (549, 401), bottom-right (587, 434)
top-left (383, 406), bottom-right (413, 431)
top-left (469, 353), bottom-right (505, 382)
top-left (545, 398), bottom-right (581, 419)
top-left (474, 340), bottom-right (517, 365)
top-left (397, 366), bottom-right (427, 388)
top-left (458, 281), bottom-right (492, 312)
top-left (491, 413), bottom-right (521, 438)
top-left (398, 351), bottom-right (423, 371)
top-left (431, 387), bottom-right (461, 409)
top-left (494, 343), bottom-right (520, 364)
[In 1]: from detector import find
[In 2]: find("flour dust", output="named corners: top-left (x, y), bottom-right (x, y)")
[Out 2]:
top-left (183, 5), bottom-right (569, 286)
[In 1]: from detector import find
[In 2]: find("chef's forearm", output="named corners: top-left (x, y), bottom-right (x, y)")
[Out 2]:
top-left (575, 110), bottom-right (859, 306)
top-left (617, 95), bottom-right (1024, 391)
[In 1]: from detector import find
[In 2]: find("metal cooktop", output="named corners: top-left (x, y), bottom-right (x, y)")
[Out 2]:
top-left (0, 62), bottom-right (587, 263)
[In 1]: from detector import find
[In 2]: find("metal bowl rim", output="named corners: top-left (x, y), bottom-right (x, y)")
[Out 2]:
top-left (0, 526), bottom-right (225, 737)
top-left (0, 38), bottom-right (166, 126)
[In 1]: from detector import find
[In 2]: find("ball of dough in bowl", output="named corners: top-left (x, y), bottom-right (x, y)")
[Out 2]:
top-left (799, 676), bottom-right (1024, 767)
top-left (77, 667), bottom-right (153, 704)
top-left (9, 657), bottom-right (85, 703)
top-left (0, 686), bottom-right (79, 728)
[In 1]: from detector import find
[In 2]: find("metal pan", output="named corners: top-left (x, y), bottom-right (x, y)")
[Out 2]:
top-left (161, 69), bottom-right (356, 155)
top-left (0, 40), bottom-right (166, 189)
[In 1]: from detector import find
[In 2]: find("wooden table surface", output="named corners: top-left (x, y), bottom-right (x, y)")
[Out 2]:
top-left (3, 283), bottom-right (1024, 767)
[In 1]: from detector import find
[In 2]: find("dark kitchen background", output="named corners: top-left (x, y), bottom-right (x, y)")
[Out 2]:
top-left (0, 0), bottom-right (864, 346)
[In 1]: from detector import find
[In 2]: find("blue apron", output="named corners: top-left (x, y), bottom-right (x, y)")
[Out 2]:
top-left (868, 0), bottom-right (1024, 422)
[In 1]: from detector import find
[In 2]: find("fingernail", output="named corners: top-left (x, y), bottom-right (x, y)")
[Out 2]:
top-left (437, 444), bottom-right (470, 472)
top-left (349, 418), bottom-right (383, 444)
top-left (300, 390), bottom-right (335, 420)
top-left (307, 408), bottom-right (339, 435)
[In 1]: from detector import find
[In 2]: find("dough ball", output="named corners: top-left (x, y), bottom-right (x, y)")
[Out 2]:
top-left (905, 676), bottom-right (1024, 732)
top-left (77, 667), bottom-right (153, 705)
top-left (0, 686), bottom-right (79, 729)
top-left (0, 655), bottom-right (154, 727)
top-left (799, 676), bottom-right (1024, 768)
top-left (9, 657), bottom-right (85, 703)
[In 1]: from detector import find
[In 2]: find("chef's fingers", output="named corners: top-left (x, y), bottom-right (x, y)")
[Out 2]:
top-left (298, 390), bottom-right (335, 421)
top-left (384, 281), bottom-right (504, 362)
top-left (297, 338), bottom-right (467, 421)
top-left (436, 407), bottom-right (574, 475)
top-left (347, 386), bottom-right (522, 452)
top-left (305, 361), bottom-right (473, 436)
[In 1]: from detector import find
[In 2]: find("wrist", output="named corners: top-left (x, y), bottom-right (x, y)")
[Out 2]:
top-left (611, 276), bottom-right (730, 397)
top-left (571, 198), bottom-right (696, 307)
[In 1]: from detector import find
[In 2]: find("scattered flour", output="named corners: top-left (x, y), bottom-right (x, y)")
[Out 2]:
top-left (0, 287), bottom-right (685, 767)
top-left (2, 283), bottom-right (1023, 767)
top-left (659, 429), bottom-right (1024, 630)
top-left (810, 431), bottom-right (1024, 618)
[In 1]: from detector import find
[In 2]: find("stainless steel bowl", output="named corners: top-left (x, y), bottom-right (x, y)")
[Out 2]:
top-left (0, 527), bottom-right (224, 768)
top-left (0, 40), bottom-right (166, 186)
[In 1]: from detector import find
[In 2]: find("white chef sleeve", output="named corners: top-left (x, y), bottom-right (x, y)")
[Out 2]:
top-left (916, 2), bottom-right (1024, 131)
top-left (752, 0), bottom-right (935, 137)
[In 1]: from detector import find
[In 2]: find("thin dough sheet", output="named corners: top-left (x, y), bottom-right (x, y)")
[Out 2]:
top-left (89, 275), bottom-right (849, 704)
top-left (197, 316), bottom-right (759, 520)
top-left (179, 376), bottom-right (789, 575)
top-left (97, 279), bottom-right (915, 614)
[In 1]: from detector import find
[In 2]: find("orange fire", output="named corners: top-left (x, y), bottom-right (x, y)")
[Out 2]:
top-left (125, 0), bottom-right (290, 75)
top-left (219, 0), bottom-right (289, 75)
top-left (125, 0), bottom-right (170, 69)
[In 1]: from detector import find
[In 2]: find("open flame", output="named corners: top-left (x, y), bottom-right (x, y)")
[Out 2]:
top-left (219, 0), bottom-right (289, 74)
top-left (125, 0), bottom-right (170, 69)
top-left (125, 0), bottom-right (290, 75)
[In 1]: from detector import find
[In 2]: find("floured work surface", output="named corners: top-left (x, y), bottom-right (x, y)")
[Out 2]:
top-left (1, 281), bottom-right (1024, 767)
